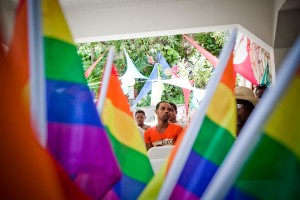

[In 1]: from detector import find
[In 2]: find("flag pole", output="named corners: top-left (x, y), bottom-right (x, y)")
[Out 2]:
top-left (202, 36), bottom-right (300, 200)
top-left (157, 30), bottom-right (237, 200)
top-left (28, 0), bottom-right (47, 147)
top-left (97, 46), bottom-right (115, 113)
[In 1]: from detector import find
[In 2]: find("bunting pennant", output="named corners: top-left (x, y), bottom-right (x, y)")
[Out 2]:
top-left (158, 31), bottom-right (237, 199)
top-left (183, 34), bottom-right (258, 85)
top-left (151, 64), bottom-right (165, 106)
top-left (0, 34), bottom-right (65, 200)
top-left (261, 62), bottom-right (271, 86)
top-left (43, 0), bottom-right (121, 199)
top-left (147, 54), bottom-right (155, 65)
top-left (182, 34), bottom-right (219, 66)
top-left (157, 51), bottom-right (171, 79)
top-left (131, 51), bottom-right (171, 107)
top-left (101, 65), bottom-right (154, 199)
top-left (121, 47), bottom-right (148, 82)
top-left (84, 49), bottom-right (107, 78)
top-left (233, 36), bottom-right (258, 85)
top-left (131, 65), bottom-right (158, 107)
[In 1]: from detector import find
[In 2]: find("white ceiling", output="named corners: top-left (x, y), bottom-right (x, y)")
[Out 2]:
top-left (1, 0), bottom-right (299, 51)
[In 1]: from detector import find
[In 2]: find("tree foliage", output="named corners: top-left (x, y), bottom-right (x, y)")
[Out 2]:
top-left (76, 31), bottom-right (228, 106)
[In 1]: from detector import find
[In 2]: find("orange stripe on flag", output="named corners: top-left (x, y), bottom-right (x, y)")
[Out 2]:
top-left (105, 65), bottom-right (132, 116)
top-left (221, 52), bottom-right (235, 91)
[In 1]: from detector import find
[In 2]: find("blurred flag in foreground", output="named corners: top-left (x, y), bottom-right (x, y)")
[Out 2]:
top-left (43, 0), bottom-right (121, 198)
top-left (225, 48), bottom-right (300, 200)
top-left (6, 0), bottom-right (30, 117)
top-left (202, 37), bottom-right (300, 200)
top-left (100, 65), bottom-right (154, 199)
top-left (0, 32), bottom-right (64, 200)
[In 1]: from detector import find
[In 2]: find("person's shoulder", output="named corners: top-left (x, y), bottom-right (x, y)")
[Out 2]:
top-left (169, 123), bottom-right (183, 130)
top-left (144, 125), bottom-right (151, 130)
top-left (176, 121), bottom-right (186, 128)
top-left (144, 126), bottom-right (156, 134)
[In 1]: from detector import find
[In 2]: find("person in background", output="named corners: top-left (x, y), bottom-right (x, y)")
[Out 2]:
top-left (135, 110), bottom-right (151, 131)
top-left (168, 102), bottom-right (186, 128)
top-left (235, 86), bottom-right (259, 137)
top-left (255, 84), bottom-right (267, 98)
top-left (144, 101), bottom-right (183, 150)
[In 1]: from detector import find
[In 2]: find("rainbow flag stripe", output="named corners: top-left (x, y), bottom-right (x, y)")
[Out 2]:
top-left (43, 0), bottom-right (121, 199)
top-left (101, 66), bottom-right (154, 199)
top-left (226, 69), bottom-right (300, 199)
top-left (170, 53), bottom-right (236, 199)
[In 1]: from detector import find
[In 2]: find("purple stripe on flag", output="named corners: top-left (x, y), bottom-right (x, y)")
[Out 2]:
top-left (48, 122), bottom-right (119, 174)
top-left (170, 184), bottom-right (199, 200)
top-left (171, 150), bottom-right (219, 198)
top-left (103, 190), bottom-right (120, 200)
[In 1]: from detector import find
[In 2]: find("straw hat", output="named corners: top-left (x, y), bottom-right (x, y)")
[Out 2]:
top-left (234, 86), bottom-right (259, 106)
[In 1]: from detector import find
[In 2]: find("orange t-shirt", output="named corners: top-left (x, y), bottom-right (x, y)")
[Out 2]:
top-left (144, 123), bottom-right (183, 147)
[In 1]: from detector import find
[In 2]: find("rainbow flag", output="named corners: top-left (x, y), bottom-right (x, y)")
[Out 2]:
top-left (169, 54), bottom-right (236, 199)
top-left (43, 0), bottom-right (121, 199)
top-left (101, 65), bottom-right (154, 199)
top-left (225, 69), bottom-right (300, 199)
top-left (0, 31), bottom-right (65, 200)
top-left (158, 32), bottom-right (237, 199)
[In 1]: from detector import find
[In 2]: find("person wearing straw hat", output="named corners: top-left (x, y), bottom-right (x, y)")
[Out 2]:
top-left (235, 86), bottom-right (259, 136)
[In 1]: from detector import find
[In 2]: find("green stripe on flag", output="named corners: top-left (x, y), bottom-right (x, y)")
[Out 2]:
top-left (193, 116), bottom-right (235, 166)
top-left (235, 133), bottom-right (300, 199)
top-left (105, 126), bottom-right (154, 183)
top-left (44, 37), bottom-right (86, 84)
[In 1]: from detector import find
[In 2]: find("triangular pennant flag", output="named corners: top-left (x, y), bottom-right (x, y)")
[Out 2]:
top-left (131, 65), bottom-right (159, 107)
top-left (261, 62), bottom-right (271, 86)
top-left (151, 64), bottom-right (165, 106)
top-left (183, 34), bottom-right (258, 85)
top-left (84, 49), bottom-right (107, 78)
top-left (121, 47), bottom-right (148, 82)
top-left (157, 51), bottom-right (172, 79)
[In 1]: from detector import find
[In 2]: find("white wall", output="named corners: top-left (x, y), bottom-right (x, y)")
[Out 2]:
top-left (274, 47), bottom-right (290, 69)
top-left (63, 0), bottom-right (276, 47)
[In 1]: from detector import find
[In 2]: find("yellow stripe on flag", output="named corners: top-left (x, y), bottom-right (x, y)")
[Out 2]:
top-left (42, 0), bottom-right (73, 44)
top-left (102, 98), bottom-right (147, 155)
top-left (265, 76), bottom-right (300, 160)
top-left (139, 161), bottom-right (167, 200)
top-left (206, 83), bottom-right (236, 137)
